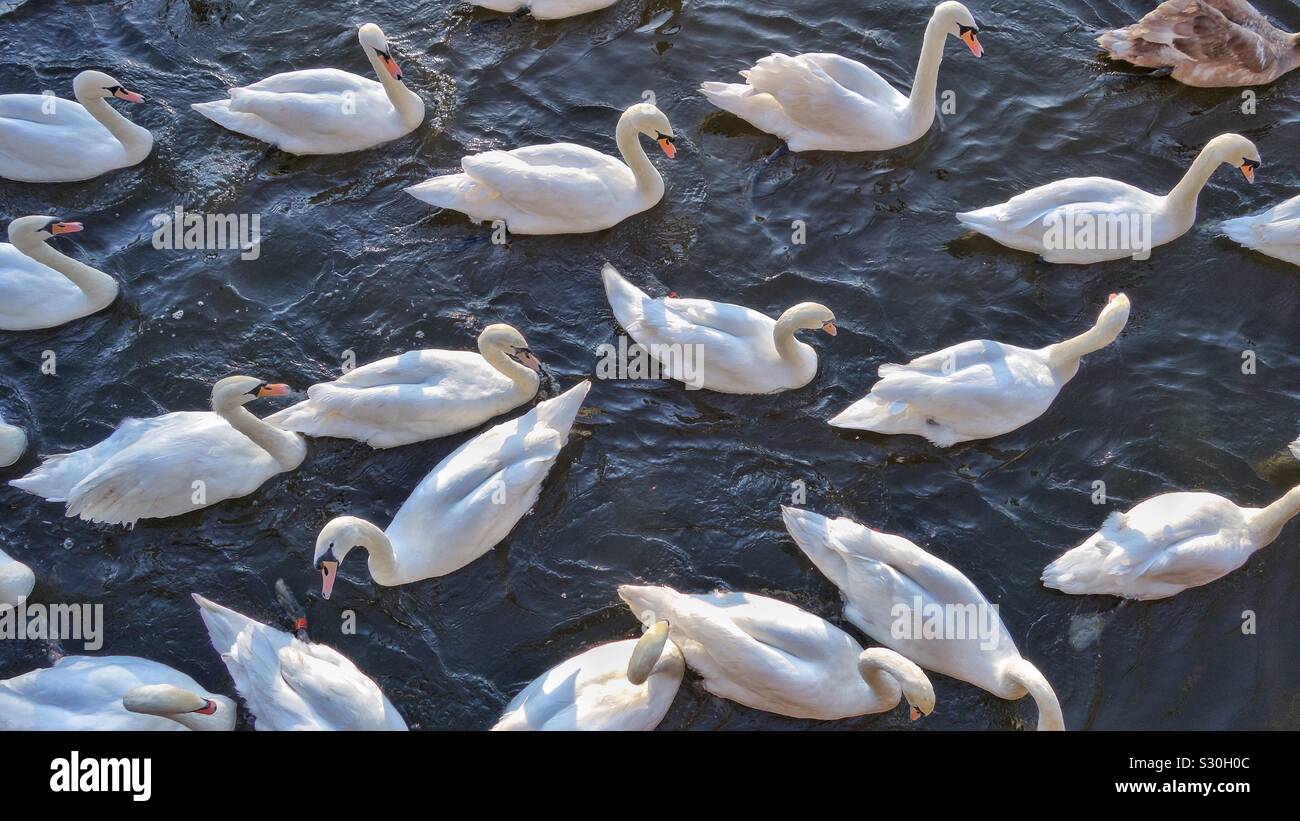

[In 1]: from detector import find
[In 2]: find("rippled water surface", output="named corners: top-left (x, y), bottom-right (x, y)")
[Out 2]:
top-left (2, 0), bottom-right (1299, 730)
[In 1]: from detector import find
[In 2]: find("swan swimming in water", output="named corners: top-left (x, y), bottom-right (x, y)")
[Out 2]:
top-left (700, 2), bottom-right (983, 152)
top-left (268, 324), bottom-right (541, 448)
top-left (0, 216), bottom-right (119, 331)
top-left (193, 24), bottom-right (424, 155)
top-left (783, 507), bottom-right (1065, 730)
top-left (0, 655), bottom-right (234, 731)
top-left (0, 547), bottom-right (34, 609)
top-left (10, 375), bottom-right (304, 527)
top-left (0, 70), bottom-right (151, 182)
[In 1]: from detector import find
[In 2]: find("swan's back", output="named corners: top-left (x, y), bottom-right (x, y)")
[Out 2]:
top-left (493, 638), bottom-right (684, 731)
top-left (194, 594), bottom-right (405, 730)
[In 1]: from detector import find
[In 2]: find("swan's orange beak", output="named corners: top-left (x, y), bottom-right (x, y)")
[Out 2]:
top-left (51, 222), bottom-right (83, 235)
top-left (657, 136), bottom-right (677, 159)
top-left (1240, 160), bottom-right (1258, 183)
top-left (961, 30), bottom-right (983, 58)
top-left (910, 705), bottom-right (923, 721)
top-left (822, 321), bottom-right (837, 337)
top-left (381, 52), bottom-right (402, 80)
top-left (320, 561), bottom-right (338, 600)
top-left (256, 383), bottom-right (290, 398)
top-left (114, 88), bottom-right (144, 103)
top-left (517, 350), bottom-right (542, 372)
top-left (193, 699), bottom-right (219, 716)
top-left (1108, 293), bottom-right (1118, 303)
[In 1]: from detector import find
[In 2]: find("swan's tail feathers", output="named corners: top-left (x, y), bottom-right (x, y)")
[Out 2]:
top-left (63, 473), bottom-right (144, 528)
top-left (192, 594), bottom-right (250, 653)
top-left (780, 506), bottom-right (853, 591)
top-left (954, 208), bottom-right (1001, 234)
top-left (1041, 544), bottom-right (1107, 595)
top-left (9, 452), bottom-right (93, 502)
top-left (1220, 215), bottom-right (1256, 247)
top-left (699, 81), bottom-right (752, 113)
top-left (534, 380), bottom-right (591, 434)
top-left (828, 394), bottom-right (901, 431)
top-left (191, 99), bottom-right (239, 127)
top-left (1096, 28), bottom-right (1133, 59)
top-left (601, 263), bottom-right (651, 330)
top-left (404, 174), bottom-right (475, 209)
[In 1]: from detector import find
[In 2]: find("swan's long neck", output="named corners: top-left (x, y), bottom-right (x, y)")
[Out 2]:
top-left (364, 51), bottom-right (424, 129)
top-left (481, 343), bottom-right (540, 393)
top-left (857, 650), bottom-right (905, 703)
top-left (75, 95), bottom-right (152, 163)
top-left (1249, 485), bottom-right (1300, 546)
top-left (1004, 658), bottom-right (1064, 731)
top-left (351, 517), bottom-right (401, 584)
top-left (906, 15), bottom-right (950, 135)
top-left (1163, 147), bottom-right (1222, 229)
top-left (22, 241), bottom-right (118, 308)
top-left (615, 112), bottom-right (664, 204)
top-left (773, 310), bottom-right (812, 366)
top-left (213, 399), bottom-right (305, 471)
top-left (1046, 318), bottom-right (1120, 376)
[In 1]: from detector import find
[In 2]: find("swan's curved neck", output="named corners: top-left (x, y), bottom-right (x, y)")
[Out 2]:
top-left (364, 50), bottom-right (424, 129)
top-left (1163, 148), bottom-right (1222, 228)
top-left (213, 398), bottom-right (305, 471)
top-left (773, 310), bottom-right (813, 365)
top-left (480, 342), bottom-right (540, 393)
top-left (1004, 658), bottom-right (1064, 731)
top-left (1046, 318), bottom-right (1120, 376)
top-left (615, 112), bottom-right (664, 204)
top-left (74, 94), bottom-right (152, 162)
top-left (906, 15), bottom-right (950, 134)
top-left (857, 650), bottom-right (905, 703)
top-left (1249, 485), bottom-right (1300, 545)
top-left (21, 241), bottom-right (118, 309)
top-left (350, 518), bottom-right (401, 584)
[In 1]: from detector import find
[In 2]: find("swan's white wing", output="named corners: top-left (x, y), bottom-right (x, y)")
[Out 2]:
top-left (0, 95), bottom-right (126, 175)
top-left (276, 643), bottom-right (405, 730)
top-left (659, 296), bottom-right (776, 339)
top-left (695, 589), bottom-right (851, 663)
top-left (744, 54), bottom-right (890, 131)
top-left (10, 413), bottom-right (186, 501)
top-left (871, 342), bottom-right (1054, 417)
top-left (960, 177), bottom-right (1160, 233)
top-left (799, 53), bottom-right (904, 104)
top-left (222, 71), bottom-right (389, 135)
top-left (460, 144), bottom-right (633, 222)
top-left (0, 244), bottom-right (91, 327)
top-left (62, 413), bottom-right (279, 525)
top-left (1096, 493), bottom-right (1246, 575)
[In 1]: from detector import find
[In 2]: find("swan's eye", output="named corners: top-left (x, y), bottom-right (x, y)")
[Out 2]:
top-left (1243, 159), bottom-right (1260, 170)
top-left (247, 383), bottom-right (266, 396)
top-left (958, 24), bottom-right (977, 35)
top-left (656, 132), bottom-right (675, 145)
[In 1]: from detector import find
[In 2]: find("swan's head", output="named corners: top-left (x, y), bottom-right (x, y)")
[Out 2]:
top-left (1203, 133), bottom-right (1260, 183)
top-left (934, 1), bottom-right (982, 57)
top-left (73, 70), bottom-right (145, 103)
top-left (210, 375), bottom-right (291, 410)
top-left (625, 103), bottom-right (677, 159)
top-left (626, 619), bottom-right (671, 685)
top-left (314, 516), bottom-right (378, 600)
top-left (479, 323), bottom-right (541, 372)
top-left (858, 648), bottom-right (936, 721)
top-left (7, 215), bottom-right (83, 250)
top-left (781, 302), bottom-right (837, 336)
top-left (1094, 292), bottom-right (1131, 339)
top-left (123, 684), bottom-right (235, 729)
top-left (358, 23), bottom-right (402, 81)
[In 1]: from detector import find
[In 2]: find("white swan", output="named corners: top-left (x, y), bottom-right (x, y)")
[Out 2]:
top-left (0, 655), bottom-right (234, 731)
top-left (1043, 484), bottom-right (1300, 600)
top-left (0, 216), bottom-right (119, 331)
top-left (405, 103), bottom-right (676, 234)
top-left (601, 263), bottom-right (836, 394)
top-left (193, 594), bottom-right (406, 730)
top-left (267, 324), bottom-right (541, 448)
top-left (830, 293), bottom-right (1130, 446)
top-left (10, 375), bottom-right (305, 527)
top-left (0, 70), bottom-right (151, 183)
top-left (313, 381), bottom-right (591, 597)
top-left (618, 585), bottom-right (935, 721)
top-left (0, 547), bottom-right (34, 609)
top-left (469, 0), bottom-right (620, 19)
top-left (192, 24), bottom-right (424, 155)
top-left (783, 507), bottom-right (1065, 731)
top-left (0, 411), bottom-right (25, 467)
top-left (1221, 194), bottom-right (1300, 266)
top-left (957, 133), bottom-right (1261, 263)
top-left (699, 2), bottom-right (983, 152)
top-left (492, 623), bottom-right (684, 731)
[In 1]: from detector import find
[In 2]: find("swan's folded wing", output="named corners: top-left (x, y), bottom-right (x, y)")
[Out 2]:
top-left (962, 178), bottom-right (1155, 233)
top-left (1252, 216), bottom-right (1300, 245)
top-left (1128, 532), bottom-right (1246, 586)
top-left (276, 643), bottom-right (397, 731)
top-left (745, 54), bottom-right (879, 131)
top-left (878, 339), bottom-right (1003, 378)
top-left (799, 53), bottom-right (903, 105)
top-left (225, 87), bottom-right (368, 138)
top-left (1129, 0), bottom-right (1270, 71)
top-left (659, 297), bottom-right (774, 339)
top-left (235, 68), bottom-right (376, 97)
top-left (699, 591), bottom-right (849, 664)
top-left (461, 146), bottom-right (629, 221)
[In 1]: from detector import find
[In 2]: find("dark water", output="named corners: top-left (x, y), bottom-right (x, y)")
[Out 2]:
top-left (2, 0), bottom-right (1299, 730)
